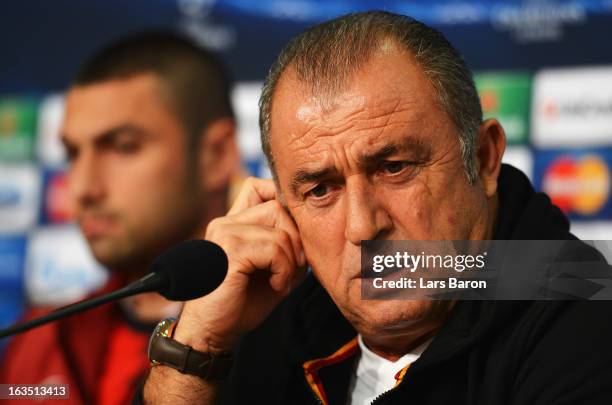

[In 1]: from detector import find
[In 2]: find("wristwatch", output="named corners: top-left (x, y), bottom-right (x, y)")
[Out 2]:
top-left (148, 317), bottom-right (233, 380)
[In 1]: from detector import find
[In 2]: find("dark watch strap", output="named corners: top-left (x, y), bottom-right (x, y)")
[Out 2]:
top-left (148, 323), bottom-right (232, 380)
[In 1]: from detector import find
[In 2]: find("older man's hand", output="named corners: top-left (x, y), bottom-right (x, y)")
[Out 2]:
top-left (173, 177), bottom-right (307, 354)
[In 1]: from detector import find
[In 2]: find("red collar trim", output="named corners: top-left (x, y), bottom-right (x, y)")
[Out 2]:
top-left (302, 337), bottom-right (358, 405)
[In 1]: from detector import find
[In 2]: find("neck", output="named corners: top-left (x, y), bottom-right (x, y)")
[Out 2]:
top-left (360, 300), bottom-right (455, 361)
top-left (120, 190), bottom-right (228, 324)
top-left (362, 328), bottom-right (435, 361)
top-left (197, 188), bottom-right (228, 238)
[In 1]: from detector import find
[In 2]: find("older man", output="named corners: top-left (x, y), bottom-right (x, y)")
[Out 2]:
top-left (142, 12), bottom-right (612, 404)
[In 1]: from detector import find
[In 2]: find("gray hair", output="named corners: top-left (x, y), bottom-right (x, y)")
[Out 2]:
top-left (259, 11), bottom-right (482, 183)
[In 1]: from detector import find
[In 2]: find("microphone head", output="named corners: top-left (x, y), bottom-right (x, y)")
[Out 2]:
top-left (149, 239), bottom-right (228, 301)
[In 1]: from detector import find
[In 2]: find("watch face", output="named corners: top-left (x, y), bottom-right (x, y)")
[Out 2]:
top-left (148, 331), bottom-right (158, 364)
top-left (148, 317), bottom-right (177, 363)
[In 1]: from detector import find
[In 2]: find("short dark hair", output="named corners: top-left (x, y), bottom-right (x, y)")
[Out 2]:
top-left (259, 11), bottom-right (482, 183)
top-left (75, 31), bottom-right (234, 147)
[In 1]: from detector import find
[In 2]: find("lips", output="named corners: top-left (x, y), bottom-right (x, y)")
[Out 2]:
top-left (79, 215), bottom-right (116, 238)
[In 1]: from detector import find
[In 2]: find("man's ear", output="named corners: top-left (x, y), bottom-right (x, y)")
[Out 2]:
top-left (197, 117), bottom-right (239, 192)
top-left (476, 118), bottom-right (506, 197)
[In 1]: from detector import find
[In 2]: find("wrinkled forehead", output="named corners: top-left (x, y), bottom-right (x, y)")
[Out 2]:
top-left (268, 52), bottom-right (443, 172)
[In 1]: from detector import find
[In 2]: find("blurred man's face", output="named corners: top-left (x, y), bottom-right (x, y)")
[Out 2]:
top-left (269, 50), bottom-right (494, 338)
top-left (62, 73), bottom-right (205, 272)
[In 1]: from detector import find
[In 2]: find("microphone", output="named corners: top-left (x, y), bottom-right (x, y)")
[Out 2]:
top-left (0, 239), bottom-right (228, 339)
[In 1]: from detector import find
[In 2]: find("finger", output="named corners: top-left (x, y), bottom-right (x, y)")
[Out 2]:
top-left (229, 231), bottom-right (296, 293)
top-left (228, 200), bottom-right (305, 267)
top-left (235, 223), bottom-right (298, 276)
top-left (227, 177), bottom-right (277, 215)
top-left (211, 222), bottom-right (298, 281)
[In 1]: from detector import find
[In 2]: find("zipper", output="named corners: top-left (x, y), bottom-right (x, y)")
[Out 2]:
top-left (371, 387), bottom-right (395, 404)
top-left (310, 387), bottom-right (324, 405)
top-left (370, 365), bottom-right (411, 404)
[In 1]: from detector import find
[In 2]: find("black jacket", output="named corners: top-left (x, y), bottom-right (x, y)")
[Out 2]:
top-left (137, 165), bottom-right (612, 404)
top-left (220, 165), bottom-right (612, 404)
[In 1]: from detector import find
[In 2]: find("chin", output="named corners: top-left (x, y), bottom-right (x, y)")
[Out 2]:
top-left (343, 295), bottom-right (436, 335)
top-left (90, 240), bottom-right (131, 270)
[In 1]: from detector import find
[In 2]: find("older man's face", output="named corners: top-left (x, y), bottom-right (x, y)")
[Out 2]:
top-left (269, 50), bottom-right (492, 336)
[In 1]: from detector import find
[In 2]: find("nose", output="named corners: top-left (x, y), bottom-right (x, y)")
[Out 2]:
top-left (344, 176), bottom-right (393, 245)
top-left (69, 150), bottom-right (105, 208)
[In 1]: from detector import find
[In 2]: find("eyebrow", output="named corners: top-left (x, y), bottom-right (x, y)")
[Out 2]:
top-left (357, 143), bottom-right (400, 166)
top-left (290, 167), bottom-right (334, 195)
top-left (60, 124), bottom-right (148, 150)
top-left (358, 137), bottom-right (429, 165)
top-left (289, 137), bottom-right (430, 195)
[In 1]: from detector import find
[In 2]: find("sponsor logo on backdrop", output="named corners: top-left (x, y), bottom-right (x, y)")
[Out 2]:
top-left (36, 94), bottom-right (66, 165)
top-left (0, 164), bottom-right (40, 233)
top-left (41, 169), bottom-right (74, 224)
top-left (536, 151), bottom-right (612, 218)
top-left (0, 97), bottom-right (38, 161)
top-left (232, 83), bottom-right (264, 162)
top-left (0, 236), bottom-right (26, 289)
top-left (543, 155), bottom-right (609, 215)
top-left (542, 97), bottom-right (612, 121)
top-left (532, 67), bottom-right (612, 147)
top-left (475, 72), bottom-right (531, 144)
top-left (0, 188), bottom-right (20, 207)
top-left (0, 237), bottom-right (26, 338)
top-left (177, 0), bottom-right (236, 51)
top-left (490, 2), bottom-right (586, 42)
top-left (24, 226), bottom-right (107, 306)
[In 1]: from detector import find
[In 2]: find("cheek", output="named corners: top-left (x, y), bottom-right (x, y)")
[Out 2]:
top-left (391, 177), bottom-right (481, 240)
top-left (293, 206), bottom-right (346, 283)
top-left (113, 176), bottom-right (196, 246)
top-left (116, 144), bottom-right (186, 188)
top-left (110, 154), bottom-right (191, 220)
top-left (385, 183), bottom-right (436, 238)
top-left (387, 165), bottom-right (485, 239)
top-left (126, 149), bottom-right (184, 181)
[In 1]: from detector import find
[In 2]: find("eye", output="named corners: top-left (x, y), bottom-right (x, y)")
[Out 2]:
top-left (65, 146), bottom-right (78, 163)
top-left (113, 138), bottom-right (140, 153)
top-left (307, 183), bottom-right (330, 199)
top-left (380, 161), bottom-right (411, 175)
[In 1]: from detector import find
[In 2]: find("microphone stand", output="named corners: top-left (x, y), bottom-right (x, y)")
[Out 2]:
top-left (0, 272), bottom-right (165, 339)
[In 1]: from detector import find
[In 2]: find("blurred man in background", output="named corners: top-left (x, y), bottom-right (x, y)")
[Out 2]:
top-left (1, 32), bottom-right (239, 404)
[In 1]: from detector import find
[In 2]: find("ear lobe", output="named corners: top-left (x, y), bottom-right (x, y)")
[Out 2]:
top-left (476, 119), bottom-right (506, 197)
top-left (198, 118), bottom-right (239, 192)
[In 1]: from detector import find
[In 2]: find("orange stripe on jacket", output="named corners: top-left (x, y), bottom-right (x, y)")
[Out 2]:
top-left (394, 364), bottom-right (411, 387)
top-left (303, 338), bottom-right (358, 405)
